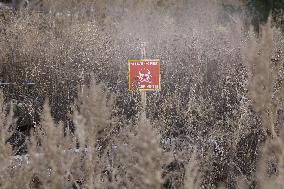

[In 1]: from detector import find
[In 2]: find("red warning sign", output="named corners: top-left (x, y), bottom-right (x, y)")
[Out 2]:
top-left (128, 60), bottom-right (160, 91)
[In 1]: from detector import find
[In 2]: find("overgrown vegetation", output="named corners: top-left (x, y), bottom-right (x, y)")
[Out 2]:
top-left (0, 0), bottom-right (284, 188)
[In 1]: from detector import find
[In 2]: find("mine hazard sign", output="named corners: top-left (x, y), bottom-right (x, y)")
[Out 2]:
top-left (128, 60), bottom-right (160, 91)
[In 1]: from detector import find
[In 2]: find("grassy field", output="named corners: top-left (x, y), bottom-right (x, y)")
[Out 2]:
top-left (0, 0), bottom-right (284, 188)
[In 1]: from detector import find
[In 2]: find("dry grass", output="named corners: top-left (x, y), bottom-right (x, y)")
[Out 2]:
top-left (240, 18), bottom-right (284, 189)
top-left (0, 0), bottom-right (284, 189)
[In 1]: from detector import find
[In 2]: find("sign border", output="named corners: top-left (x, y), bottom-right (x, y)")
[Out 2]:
top-left (128, 59), bottom-right (161, 92)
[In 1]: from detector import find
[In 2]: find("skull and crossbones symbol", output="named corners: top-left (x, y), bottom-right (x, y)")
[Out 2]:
top-left (137, 68), bottom-right (152, 83)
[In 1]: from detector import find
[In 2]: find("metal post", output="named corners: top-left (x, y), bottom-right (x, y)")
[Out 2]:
top-left (141, 42), bottom-right (147, 120)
